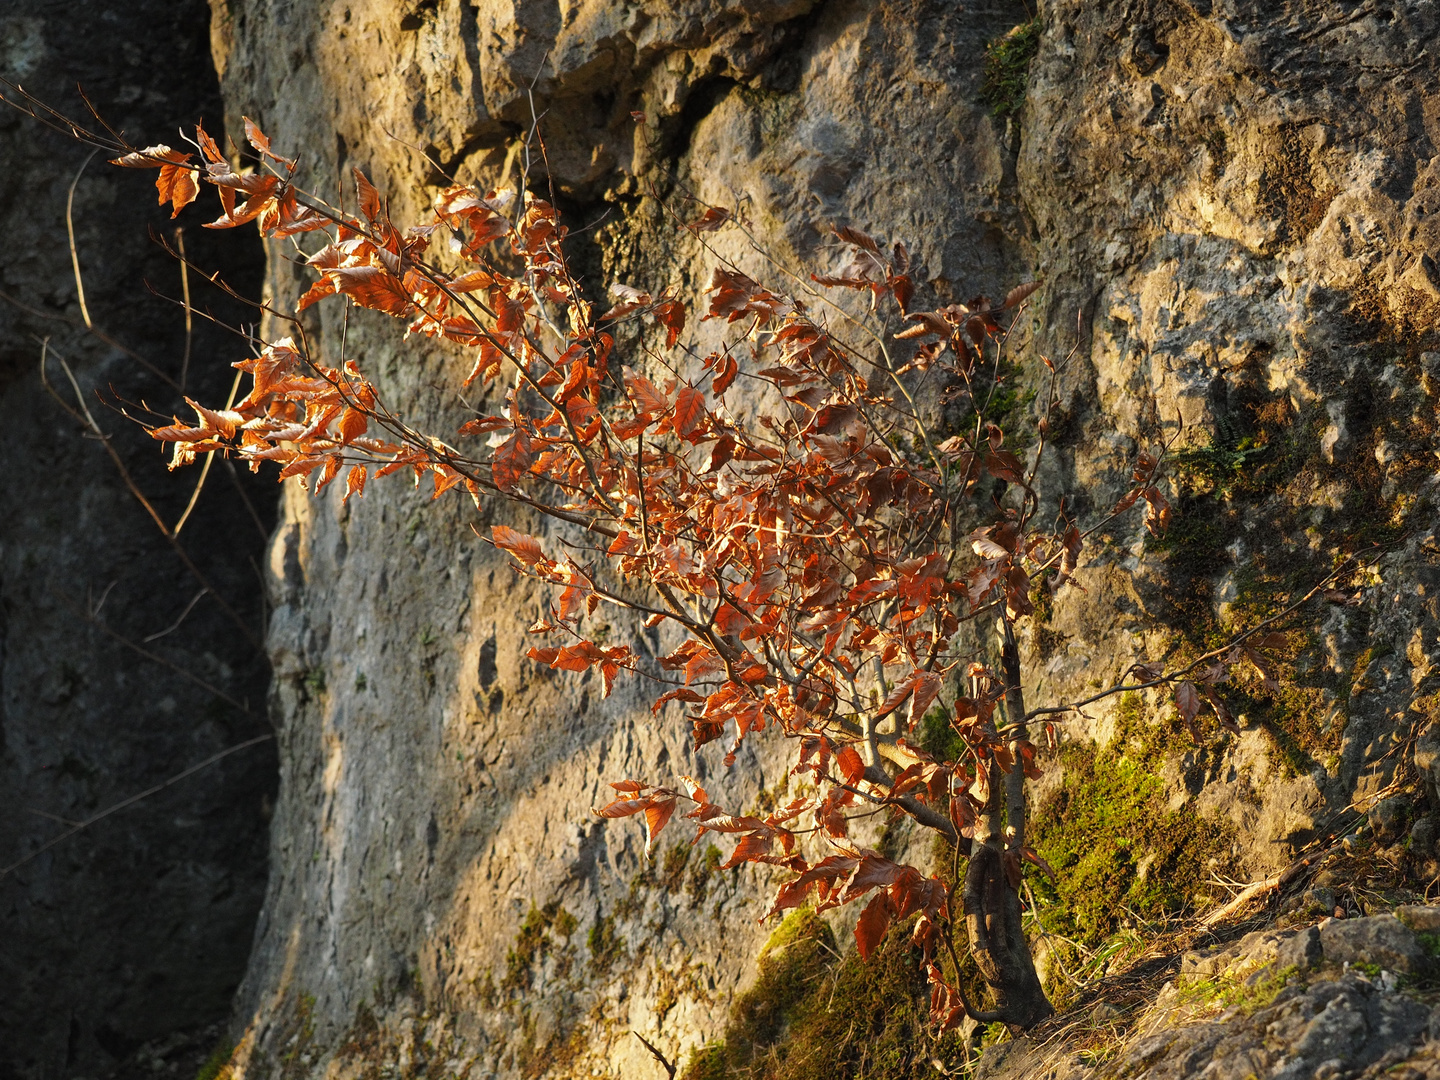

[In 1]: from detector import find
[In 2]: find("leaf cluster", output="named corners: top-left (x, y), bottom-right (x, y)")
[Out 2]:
top-left (73, 111), bottom-right (1354, 1030)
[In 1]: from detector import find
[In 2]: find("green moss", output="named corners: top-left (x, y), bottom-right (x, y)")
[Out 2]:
top-left (193, 1042), bottom-right (233, 1080)
top-left (588, 913), bottom-right (626, 975)
top-left (682, 910), bottom-right (967, 1080)
top-left (918, 705), bottom-right (964, 763)
top-left (661, 842), bottom-right (691, 890)
top-left (1169, 416), bottom-right (1270, 496)
top-left (1029, 695), bottom-right (1235, 948)
top-left (980, 19), bottom-right (1042, 118)
top-left (302, 667), bottom-right (327, 697)
top-left (1178, 966), bottom-right (1296, 1015)
top-left (553, 907), bottom-right (578, 938)
top-left (504, 900), bottom-right (578, 991)
top-left (687, 843), bottom-right (725, 906)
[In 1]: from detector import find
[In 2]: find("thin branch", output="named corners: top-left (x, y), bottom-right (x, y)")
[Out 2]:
top-left (176, 226), bottom-right (193, 391)
top-left (60, 592), bottom-right (255, 714)
top-left (1016, 544), bottom-right (1387, 725)
top-left (173, 367), bottom-right (242, 536)
top-left (39, 341), bottom-right (262, 649)
top-left (0, 733), bottom-right (274, 880)
top-left (142, 588), bottom-right (209, 643)
top-left (632, 1032), bottom-right (677, 1080)
top-left (66, 148), bottom-right (98, 329)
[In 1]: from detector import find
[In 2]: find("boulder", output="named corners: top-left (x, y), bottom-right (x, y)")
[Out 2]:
top-left (1396, 905), bottom-right (1440, 935)
top-left (1319, 915), bottom-right (1428, 974)
top-left (1410, 816), bottom-right (1439, 858)
top-left (1276, 926), bottom-right (1323, 972)
top-left (1370, 797), bottom-right (1413, 845)
top-left (1415, 726), bottom-right (1440, 800)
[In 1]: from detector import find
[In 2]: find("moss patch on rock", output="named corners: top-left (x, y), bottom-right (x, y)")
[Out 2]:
top-left (1029, 695), bottom-right (1235, 948)
top-left (503, 900), bottom-right (580, 992)
top-left (980, 19), bottom-right (1041, 117)
top-left (682, 909), bottom-right (971, 1080)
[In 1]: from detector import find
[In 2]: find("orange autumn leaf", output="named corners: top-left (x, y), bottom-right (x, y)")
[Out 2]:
top-left (491, 524), bottom-right (545, 566)
top-left (490, 429), bottom-right (532, 492)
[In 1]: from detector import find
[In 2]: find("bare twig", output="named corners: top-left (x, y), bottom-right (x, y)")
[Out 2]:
top-left (1197, 876), bottom-right (1282, 929)
top-left (60, 591), bottom-right (254, 715)
top-left (176, 226), bottom-right (193, 392)
top-left (39, 341), bottom-right (261, 649)
top-left (173, 367), bottom-right (242, 537)
top-left (66, 148), bottom-right (98, 329)
top-left (632, 1032), bottom-right (677, 1079)
top-left (0, 733), bottom-right (274, 880)
top-left (142, 588), bottom-right (209, 643)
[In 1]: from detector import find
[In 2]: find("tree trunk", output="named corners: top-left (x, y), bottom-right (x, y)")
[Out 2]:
top-left (959, 617), bottom-right (1053, 1029)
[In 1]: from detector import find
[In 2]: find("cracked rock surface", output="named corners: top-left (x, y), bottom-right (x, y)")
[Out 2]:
top-left (979, 914), bottom-right (1440, 1080)
top-left (191, 0), bottom-right (1440, 1074)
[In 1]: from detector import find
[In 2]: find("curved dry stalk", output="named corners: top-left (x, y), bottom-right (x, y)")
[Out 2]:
top-left (0, 732), bottom-right (273, 881)
top-left (66, 148), bottom-right (98, 328)
top-left (39, 341), bottom-right (262, 650)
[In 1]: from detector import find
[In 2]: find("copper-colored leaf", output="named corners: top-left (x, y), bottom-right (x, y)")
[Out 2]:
top-left (624, 369), bottom-right (669, 416)
top-left (243, 116), bottom-right (296, 168)
top-left (834, 224), bottom-right (880, 254)
top-left (1175, 681), bottom-right (1202, 727)
top-left (156, 163), bottom-right (199, 217)
top-left (109, 144), bottom-right (189, 168)
top-left (687, 206), bottom-right (731, 233)
top-left (712, 603), bottom-right (750, 637)
top-left (491, 429), bottom-right (533, 492)
top-left (353, 167), bottom-right (381, 223)
top-left (854, 892), bottom-right (892, 959)
top-left (909, 673), bottom-right (942, 729)
top-left (705, 435), bottom-right (735, 473)
top-left (596, 796), bottom-right (652, 818)
top-left (1001, 281), bottom-right (1040, 310)
top-left (644, 798), bottom-right (678, 858)
top-left (496, 293), bottom-right (527, 333)
top-left (492, 524), bottom-right (545, 566)
top-left (673, 385), bottom-right (705, 438)
top-left (337, 407), bottom-right (367, 444)
top-left (712, 354), bottom-right (739, 395)
top-left (654, 298), bottom-right (686, 347)
top-left (722, 832), bottom-right (773, 868)
top-left (330, 266), bottom-right (415, 316)
top-left (836, 745), bottom-right (866, 785)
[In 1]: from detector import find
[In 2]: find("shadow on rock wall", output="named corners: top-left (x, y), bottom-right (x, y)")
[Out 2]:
top-left (0, 2), bottom-right (275, 1077)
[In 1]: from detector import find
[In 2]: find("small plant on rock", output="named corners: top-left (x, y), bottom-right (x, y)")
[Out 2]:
top-left (4, 89), bottom-right (1376, 1034)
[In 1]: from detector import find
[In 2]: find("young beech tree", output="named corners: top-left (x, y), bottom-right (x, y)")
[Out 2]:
top-left (46, 108), bottom-right (1334, 1030)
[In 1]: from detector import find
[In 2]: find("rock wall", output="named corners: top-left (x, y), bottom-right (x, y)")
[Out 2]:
top-left (198, 0), bottom-right (1440, 1076)
top-left (1018, 0), bottom-right (1440, 870)
top-left (0, 3), bottom-right (274, 1076)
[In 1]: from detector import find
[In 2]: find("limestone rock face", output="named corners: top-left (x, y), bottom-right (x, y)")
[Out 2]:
top-left (1018, 0), bottom-right (1440, 874)
top-left (211, 2), bottom-right (1028, 1075)
top-left (203, 0), bottom-right (1440, 1075)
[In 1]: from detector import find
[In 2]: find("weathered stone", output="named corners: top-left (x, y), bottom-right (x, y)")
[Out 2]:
top-left (166, 0), bottom-right (1440, 1071)
top-left (1416, 726), bottom-right (1440, 801)
top-left (1396, 905), bottom-right (1440, 935)
top-left (1371, 796), bottom-right (1413, 845)
top-left (1320, 915), bottom-right (1428, 975)
top-left (1411, 816), bottom-right (1439, 858)
top-left (1276, 926), bottom-right (1322, 972)
top-left (1302, 887), bottom-right (1338, 916)
top-left (979, 976), bottom-right (1436, 1080)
